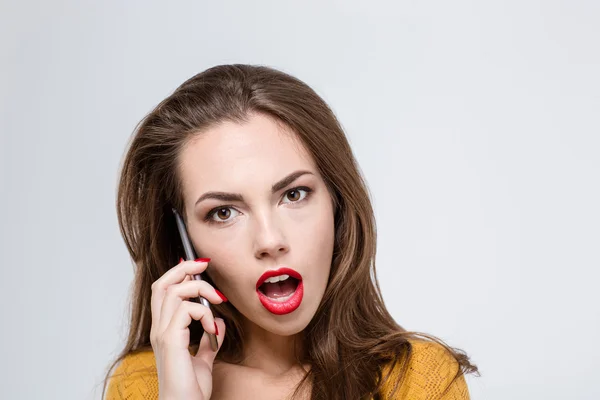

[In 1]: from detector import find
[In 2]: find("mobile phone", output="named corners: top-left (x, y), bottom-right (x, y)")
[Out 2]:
top-left (171, 208), bottom-right (219, 352)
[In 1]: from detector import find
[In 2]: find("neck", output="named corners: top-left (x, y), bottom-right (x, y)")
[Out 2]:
top-left (240, 317), bottom-right (305, 376)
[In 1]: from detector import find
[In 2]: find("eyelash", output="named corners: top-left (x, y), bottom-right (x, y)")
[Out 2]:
top-left (203, 186), bottom-right (314, 225)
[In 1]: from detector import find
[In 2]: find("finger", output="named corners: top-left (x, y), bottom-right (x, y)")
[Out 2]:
top-left (150, 259), bottom-right (210, 324)
top-left (195, 318), bottom-right (226, 366)
top-left (159, 280), bottom-right (224, 332)
top-left (163, 301), bottom-right (216, 345)
top-left (156, 259), bottom-right (210, 290)
top-left (151, 258), bottom-right (190, 325)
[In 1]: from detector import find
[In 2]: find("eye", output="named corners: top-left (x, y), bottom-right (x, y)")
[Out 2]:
top-left (282, 187), bottom-right (312, 204)
top-left (206, 207), bottom-right (240, 224)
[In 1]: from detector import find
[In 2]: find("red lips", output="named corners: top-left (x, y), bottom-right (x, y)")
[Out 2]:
top-left (255, 267), bottom-right (302, 289)
top-left (255, 267), bottom-right (304, 315)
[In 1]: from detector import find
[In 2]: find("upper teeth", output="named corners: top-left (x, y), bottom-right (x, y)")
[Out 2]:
top-left (264, 274), bottom-right (290, 284)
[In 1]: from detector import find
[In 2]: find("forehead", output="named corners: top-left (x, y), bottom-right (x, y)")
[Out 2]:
top-left (178, 113), bottom-right (317, 198)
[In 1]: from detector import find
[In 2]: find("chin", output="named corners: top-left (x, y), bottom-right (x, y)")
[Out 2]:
top-left (251, 297), bottom-right (322, 337)
top-left (261, 312), bottom-right (313, 336)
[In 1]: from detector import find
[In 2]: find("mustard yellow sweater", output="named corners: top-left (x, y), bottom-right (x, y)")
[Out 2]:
top-left (105, 339), bottom-right (469, 399)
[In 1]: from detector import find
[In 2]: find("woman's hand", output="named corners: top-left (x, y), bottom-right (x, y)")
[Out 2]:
top-left (150, 258), bottom-right (226, 400)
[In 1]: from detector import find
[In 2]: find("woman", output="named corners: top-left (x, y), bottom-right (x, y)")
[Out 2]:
top-left (102, 64), bottom-right (479, 399)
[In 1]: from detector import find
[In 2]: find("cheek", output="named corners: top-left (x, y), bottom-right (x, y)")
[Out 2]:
top-left (292, 200), bottom-right (335, 262)
top-left (205, 262), bottom-right (252, 302)
top-left (193, 237), bottom-right (247, 291)
top-left (207, 252), bottom-right (242, 278)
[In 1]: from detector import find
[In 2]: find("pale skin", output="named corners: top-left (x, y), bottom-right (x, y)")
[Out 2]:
top-left (150, 112), bottom-right (336, 399)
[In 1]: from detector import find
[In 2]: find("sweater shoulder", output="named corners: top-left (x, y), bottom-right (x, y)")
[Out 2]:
top-left (379, 339), bottom-right (470, 399)
top-left (105, 349), bottom-right (159, 400)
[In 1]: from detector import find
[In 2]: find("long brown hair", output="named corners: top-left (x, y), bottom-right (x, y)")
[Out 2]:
top-left (101, 64), bottom-right (478, 399)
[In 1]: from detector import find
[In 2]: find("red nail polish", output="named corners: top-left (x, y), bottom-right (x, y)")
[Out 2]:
top-left (179, 257), bottom-right (184, 263)
top-left (214, 321), bottom-right (219, 335)
top-left (195, 257), bottom-right (211, 262)
top-left (215, 289), bottom-right (228, 302)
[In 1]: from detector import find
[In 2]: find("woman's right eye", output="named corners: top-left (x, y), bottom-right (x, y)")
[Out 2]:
top-left (205, 206), bottom-right (240, 224)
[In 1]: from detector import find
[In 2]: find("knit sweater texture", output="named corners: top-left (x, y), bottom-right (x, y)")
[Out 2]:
top-left (105, 339), bottom-right (469, 399)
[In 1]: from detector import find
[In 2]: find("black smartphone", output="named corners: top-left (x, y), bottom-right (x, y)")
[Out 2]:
top-left (171, 207), bottom-right (219, 351)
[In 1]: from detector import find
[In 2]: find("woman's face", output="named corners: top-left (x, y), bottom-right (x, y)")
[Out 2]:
top-left (178, 113), bottom-right (335, 336)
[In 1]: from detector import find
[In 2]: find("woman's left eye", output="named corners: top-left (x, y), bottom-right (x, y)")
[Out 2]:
top-left (282, 187), bottom-right (312, 204)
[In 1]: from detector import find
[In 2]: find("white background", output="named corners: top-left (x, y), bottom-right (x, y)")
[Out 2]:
top-left (1, 1), bottom-right (599, 399)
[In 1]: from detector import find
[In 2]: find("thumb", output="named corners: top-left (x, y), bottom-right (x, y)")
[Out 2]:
top-left (194, 317), bottom-right (226, 366)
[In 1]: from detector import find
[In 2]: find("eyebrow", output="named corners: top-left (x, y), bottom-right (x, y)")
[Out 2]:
top-left (194, 170), bottom-right (315, 207)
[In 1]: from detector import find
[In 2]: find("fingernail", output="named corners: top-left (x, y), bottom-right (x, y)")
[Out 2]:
top-left (179, 257), bottom-right (184, 263)
top-left (195, 257), bottom-right (211, 263)
top-left (215, 289), bottom-right (228, 302)
top-left (214, 321), bottom-right (219, 335)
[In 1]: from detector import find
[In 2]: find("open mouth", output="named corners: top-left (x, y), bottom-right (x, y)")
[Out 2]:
top-left (256, 267), bottom-right (304, 315)
top-left (257, 275), bottom-right (300, 301)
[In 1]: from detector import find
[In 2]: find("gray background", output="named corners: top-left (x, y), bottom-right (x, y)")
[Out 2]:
top-left (1, 1), bottom-right (599, 399)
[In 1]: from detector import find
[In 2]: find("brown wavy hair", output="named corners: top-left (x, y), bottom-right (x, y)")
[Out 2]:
top-left (101, 64), bottom-right (479, 399)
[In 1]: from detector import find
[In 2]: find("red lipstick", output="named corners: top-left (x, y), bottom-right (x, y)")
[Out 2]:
top-left (256, 267), bottom-right (303, 315)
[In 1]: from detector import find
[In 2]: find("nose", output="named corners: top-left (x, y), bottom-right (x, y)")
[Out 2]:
top-left (252, 210), bottom-right (289, 260)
